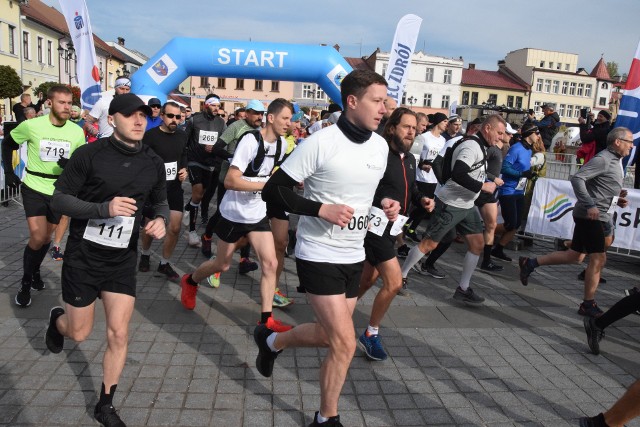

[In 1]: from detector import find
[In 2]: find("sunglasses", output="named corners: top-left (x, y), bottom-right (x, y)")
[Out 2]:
top-left (164, 113), bottom-right (182, 120)
top-left (150, 105), bottom-right (161, 109)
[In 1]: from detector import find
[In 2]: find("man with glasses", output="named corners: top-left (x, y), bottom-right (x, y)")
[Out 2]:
top-left (139, 102), bottom-right (188, 279)
top-left (519, 127), bottom-right (633, 318)
top-left (145, 98), bottom-right (163, 130)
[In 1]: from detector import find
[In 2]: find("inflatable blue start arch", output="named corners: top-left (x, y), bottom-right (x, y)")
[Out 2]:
top-left (131, 37), bottom-right (353, 108)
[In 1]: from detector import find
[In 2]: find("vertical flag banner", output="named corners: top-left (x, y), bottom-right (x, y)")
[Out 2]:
top-left (384, 14), bottom-right (422, 105)
top-left (59, 0), bottom-right (102, 110)
top-left (614, 39), bottom-right (640, 169)
top-left (449, 101), bottom-right (458, 117)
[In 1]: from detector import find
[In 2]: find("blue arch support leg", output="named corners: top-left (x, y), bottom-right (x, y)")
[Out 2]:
top-left (131, 38), bottom-right (353, 107)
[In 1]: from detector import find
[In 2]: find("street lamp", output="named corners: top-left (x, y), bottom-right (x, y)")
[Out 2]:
top-left (57, 41), bottom-right (77, 85)
top-left (407, 95), bottom-right (416, 108)
top-left (116, 66), bottom-right (130, 78)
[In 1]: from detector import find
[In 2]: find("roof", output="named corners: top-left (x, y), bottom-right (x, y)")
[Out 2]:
top-left (344, 57), bottom-right (372, 71)
top-left (590, 57), bottom-right (613, 81)
top-left (461, 69), bottom-right (529, 91)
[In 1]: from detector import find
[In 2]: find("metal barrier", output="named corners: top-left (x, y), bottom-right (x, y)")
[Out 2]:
top-left (0, 135), bottom-right (23, 206)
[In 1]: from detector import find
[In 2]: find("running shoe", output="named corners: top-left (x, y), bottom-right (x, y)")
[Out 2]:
top-left (397, 277), bottom-right (410, 296)
top-left (491, 247), bottom-right (512, 262)
top-left (138, 254), bottom-right (150, 272)
top-left (578, 300), bottom-right (604, 318)
top-left (31, 270), bottom-right (45, 291)
top-left (583, 316), bottom-right (604, 355)
top-left (624, 287), bottom-right (640, 315)
top-left (15, 281), bottom-right (31, 308)
top-left (480, 261), bottom-right (504, 272)
top-left (182, 204), bottom-right (190, 226)
top-left (358, 331), bottom-right (387, 361)
top-left (518, 256), bottom-right (534, 286)
top-left (579, 417), bottom-right (599, 427)
top-left (239, 257), bottom-right (259, 275)
top-left (206, 272), bottom-right (221, 288)
top-left (157, 263), bottom-right (179, 281)
top-left (94, 404), bottom-right (126, 427)
top-left (201, 234), bottom-right (212, 258)
top-left (404, 228), bottom-right (420, 243)
top-left (201, 211), bottom-right (208, 225)
top-left (309, 411), bottom-right (344, 427)
top-left (263, 316), bottom-right (293, 332)
top-left (45, 306), bottom-right (65, 353)
top-left (180, 274), bottom-right (198, 310)
top-left (50, 245), bottom-right (64, 261)
top-left (188, 231), bottom-right (201, 247)
top-left (413, 263), bottom-right (446, 279)
top-left (577, 269), bottom-right (606, 284)
top-left (273, 288), bottom-right (293, 307)
top-left (253, 323), bottom-right (281, 377)
top-left (396, 244), bottom-right (410, 258)
top-left (453, 286), bottom-right (485, 305)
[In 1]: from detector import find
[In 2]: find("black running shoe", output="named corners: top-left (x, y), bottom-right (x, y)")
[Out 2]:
top-left (583, 316), bottom-right (604, 355)
top-left (157, 263), bottom-right (179, 281)
top-left (45, 306), bottom-right (65, 353)
top-left (453, 286), bottom-right (485, 305)
top-left (31, 270), bottom-right (45, 291)
top-left (397, 277), bottom-right (410, 296)
top-left (491, 248), bottom-right (512, 262)
top-left (480, 261), bottom-right (504, 272)
top-left (138, 254), bottom-right (150, 272)
top-left (396, 244), bottom-right (410, 258)
top-left (518, 257), bottom-right (534, 286)
top-left (308, 411), bottom-right (344, 427)
top-left (253, 324), bottom-right (281, 377)
top-left (15, 282), bottom-right (31, 308)
top-left (624, 287), bottom-right (640, 315)
top-left (404, 229), bottom-right (420, 243)
top-left (94, 404), bottom-right (126, 427)
top-left (239, 257), bottom-right (259, 275)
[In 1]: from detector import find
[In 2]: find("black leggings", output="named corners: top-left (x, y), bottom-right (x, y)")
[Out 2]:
top-left (596, 291), bottom-right (640, 330)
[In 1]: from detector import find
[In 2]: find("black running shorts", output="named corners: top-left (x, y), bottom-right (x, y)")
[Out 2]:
top-left (21, 184), bottom-right (61, 224)
top-left (295, 258), bottom-right (364, 298)
top-left (214, 215), bottom-right (271, 243)
top-left (570, 217), bottom-right (612, 254)
top-left (61, 264), bottom-right (135, 307)
top-left (364, 226), bottom-right (397, 266)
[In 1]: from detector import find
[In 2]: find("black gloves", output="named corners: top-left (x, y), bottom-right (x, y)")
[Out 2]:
top-left (4, 172), bottom-right (21, 189)
top-left (57, 154), bottom-right (68, 169)
top-left (521, 170), bottom-right (533, 179)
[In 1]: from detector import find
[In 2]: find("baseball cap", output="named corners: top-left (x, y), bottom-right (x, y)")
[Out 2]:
top-left (540, 103), bottom-right (555, 110)
top-left (147, 97), bottom-right (161, 107)
top-left (109, 93), bottom-right (152, 116)
top-left (246, 99), bottom-right (266, 112)
top-left (505, 122), bottom-right (518, 135)
top-left (291, 111), bottom-right (304, 122)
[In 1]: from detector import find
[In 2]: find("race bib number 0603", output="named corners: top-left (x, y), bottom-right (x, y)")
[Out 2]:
top-left (331, 206), bottom-right (370, 241)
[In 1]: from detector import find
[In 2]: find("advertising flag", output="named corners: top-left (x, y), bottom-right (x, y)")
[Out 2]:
top-left (614, 39), bottom-right (640, 169)
top-left (59, 0), bottom-right (102, 110)
top-left (384, 14), bottom-right (422, 105)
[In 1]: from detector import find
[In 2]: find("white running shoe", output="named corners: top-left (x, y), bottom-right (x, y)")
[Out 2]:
top-left (188, 231), bottom-right (201, 247)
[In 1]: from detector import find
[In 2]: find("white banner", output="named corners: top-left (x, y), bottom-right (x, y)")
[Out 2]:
top-left (385, 14), bottom-right (422, 105)
top-left (525, 178), bottom-right (640, 251)
top-left (58, 0), bottom-right (102, 110)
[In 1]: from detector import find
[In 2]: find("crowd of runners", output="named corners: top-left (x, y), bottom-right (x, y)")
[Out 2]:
top-left (1, 69), bottom-right (638, 427)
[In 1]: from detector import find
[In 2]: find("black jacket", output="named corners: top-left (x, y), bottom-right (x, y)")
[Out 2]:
top-left (373, 147), bottom-right (423, 215)
top-left (580, 120), bottom-right (611, 154)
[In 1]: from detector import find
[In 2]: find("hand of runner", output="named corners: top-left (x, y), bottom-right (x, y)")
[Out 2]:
top-left (620, 189), bottom-right (628, 199)
top-left (481, 181), bottom-right (496, 194)
top-left (617, 197), bottom-right (628, 208)
top-left (586, 206), bottom-right (599, 220)
top-left (204, 145), bottom-right (214, 153)
top-left (178, 168), bottom-right (188, 182)
top-left (421, 197), bottom-right (435, 212)
top-left (145, 217), bottom-right (166, 239)
top-left (108, 197), bottom-right (138, 217)
top-left (319, 204), bottom-right (354, 227)
top-left (380, 198), bottom-right (400, 221)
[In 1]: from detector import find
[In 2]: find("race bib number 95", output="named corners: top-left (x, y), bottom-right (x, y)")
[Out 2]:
top-left (165, 161), bottom-right (177, 181)
top-left (40, 140), bottom-right (71, 162)
top-left (83, 216), bottom-right (135, 248)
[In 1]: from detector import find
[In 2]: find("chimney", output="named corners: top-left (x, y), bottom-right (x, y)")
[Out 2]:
top-left (333, 44), bottom-right (340, 52)
top-left (468, 63), bottom-right (475, 70)
top-left (117, 37), bottom-right (125, 46)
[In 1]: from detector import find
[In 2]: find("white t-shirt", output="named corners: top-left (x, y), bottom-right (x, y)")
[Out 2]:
top-left (281, 125), bottom-right (388, 263)
top-left (89, 95), bottom-right (114, 137)
top-left (219, 132), bottom-right (287, 224)
top-left (409, 133), bottom-right (425, 169)
top-left (307, 120), bottom-right (323, 135)
top-left (416, 131), bottom-right (445, 184)
top-left (435, 137), bottom-right (487, 209)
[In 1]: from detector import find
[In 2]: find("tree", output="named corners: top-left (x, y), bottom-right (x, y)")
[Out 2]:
top-left (34, 82), bottom-right (81, 105)
top-left (0, 65), bottom-right (24, 100)
top-left (606, 61), bottom-right (619, 79)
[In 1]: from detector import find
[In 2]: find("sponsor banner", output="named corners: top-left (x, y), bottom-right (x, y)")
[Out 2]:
top-left (526, 178), bottom-right (640, 251)
top-left (384, 14), bottom-right (422, 105)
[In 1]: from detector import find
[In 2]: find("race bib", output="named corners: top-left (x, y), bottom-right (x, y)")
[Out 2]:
top-left (237, 176), bottom-right (269, 202)
top-left (83, 216), bottom-right (135, 248)
top-left (164, 161), bottom-right (177, 181)
top-left (40, 140), bottom-right (71, 162)
top-left (516, 177), bottom-right (527, 191)
top-left (389, 214), bottom-right (409, 236)
top-left (332, 205), bottom-right (370, 241)
top-left (198, 130), bottom-right (218, 145)
top-left (367, 206), bottom-right (389, 237)
top-left (607, 196), bottom-right (619, 214)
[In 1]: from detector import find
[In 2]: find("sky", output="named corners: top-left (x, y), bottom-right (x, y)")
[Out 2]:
top-left (44, 0), bottom-right (639, 77)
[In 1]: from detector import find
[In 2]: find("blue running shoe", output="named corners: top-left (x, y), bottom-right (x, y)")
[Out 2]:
top-left (358, 331), bottom-right (387, 361)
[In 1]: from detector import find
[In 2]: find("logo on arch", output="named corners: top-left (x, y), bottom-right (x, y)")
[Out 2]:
top-left (327, 64), bottom-right (348, 89)
top-left (147, 54), bottom-right (177, 85)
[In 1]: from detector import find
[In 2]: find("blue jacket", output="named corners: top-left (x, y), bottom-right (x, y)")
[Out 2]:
top-left (499, 141), bottom-right (532, 196)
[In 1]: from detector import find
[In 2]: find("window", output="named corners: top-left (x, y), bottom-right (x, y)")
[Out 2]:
top-left (552, 80), bottom-right (559, 94)
top-left (235, 78), bottom-right (244, 90)
top-left (599, 97), bottom-right (607, 106)
top-left (602, 82), bottom-right (608, 89)
top-left (47, 40), bottom-right (53, 65)
top-left (565, 64), bottom-right (570, 71)
top-left (556, 63), bottom-right (562, 70)
top-left (558, 104), bottom-right (565, 117)
top-left (254, 80), bottom-right (263, 91)
top-left (534, 101), bottom-right (541, 113)
top-left (562, 81), bottom-right (568, 94)
top-left (199, 77), bottom-right (208, 87)
top-left (549, 62), bottom-right (554, 69)
top-left (462, 91), bottom-right (469, 105)
top-left (425, 67), bottom-right (434, 82)
top-left (574, 107), bottom-right (580, 119)
top-left (566, 105), bottom-right (573, 117)
top-left (401, 92), bottom-right (407, 105)
top-left (315, 87), bottom-right (325, 99)
top-left (217, 78), bottom-right (226, 89)
top-left (381, 64), bottom-right (387, 77)
top-left (37, 36), bottom-right (43, 63)
top-left (515, 96), bottom-right (523, 109)
top-left (441, 95), bottom-right (450, 109)
top-left (569, 82), bottom-right (576, 95)
top-left (443, 69), bottom-right (452, 84)
top-left (423, 93), bottom-right (431, 107)
top-left (270, 81), bottom-right (279, 92)
top-left (487, 94), bottom-right (497, 105)
top-left (302, 84), bottom-right (313, 98)
top-left (507, 95), bottom-right (514, 108)
top-left (471, 92), bottom-right (479, 105)
top-left (585, 84), bottom-right (593, 97)
top-left (8, 25), bottom-right (16, 54)
top-left (544, 79), bottom-right (551, 93)
top-left (577, 83), bottom-right (584, 96)
top-left (536, 79), bottom-right (543, 92)
top-left (539, 61), bottom-right (545, 68)
top-left (22, 31), bottom-right (30, 60)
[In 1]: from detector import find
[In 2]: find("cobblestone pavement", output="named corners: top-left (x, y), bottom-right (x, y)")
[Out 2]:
top-left (0, 197), bottom-right (639, 426)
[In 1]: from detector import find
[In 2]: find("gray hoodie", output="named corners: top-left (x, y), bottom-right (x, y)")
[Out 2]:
top-left (570, 147), bottom-right (623, 222)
